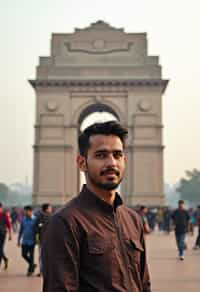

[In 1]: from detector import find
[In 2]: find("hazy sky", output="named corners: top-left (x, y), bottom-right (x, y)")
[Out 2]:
top-left (0, 0), bottom-right (199, 186)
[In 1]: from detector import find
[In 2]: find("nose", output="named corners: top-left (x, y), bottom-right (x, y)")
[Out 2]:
top-left (105, 153), bottom-right (117, 167)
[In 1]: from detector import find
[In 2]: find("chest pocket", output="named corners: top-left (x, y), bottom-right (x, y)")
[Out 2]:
top-left (85, 237), bottom-right (113, 276)
top-left (124, 238), bottom-right (144, 266)
top-left (88, 239), bottom-right (107, 255)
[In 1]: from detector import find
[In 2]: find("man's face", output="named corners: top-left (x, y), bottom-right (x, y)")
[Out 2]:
top-left (78, 134), bottom-right (126, 191)
top-left (46, 206), bottom-right (52, 214)
top-left (179, 203), bottom-right (184, 210)
top-left (25, 209), bottom-right (32, 218)
top-left (143, 207), bottom-right (148, 214)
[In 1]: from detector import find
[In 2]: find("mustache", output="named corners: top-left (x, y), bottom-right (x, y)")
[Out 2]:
top-left (100, 168), bottom-right (120, 176)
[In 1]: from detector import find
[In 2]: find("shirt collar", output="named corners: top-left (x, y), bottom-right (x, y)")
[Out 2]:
top-left (80, 184), bottom-right (123, 213)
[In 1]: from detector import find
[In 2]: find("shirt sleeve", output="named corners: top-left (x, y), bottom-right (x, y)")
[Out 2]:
top-left (140, 226), bottom-right (151, 292)
top-left (42, 214), bottom-right (81, 292)
top-left (5, 213), bottom-right (11, 230)
top-left (18, 220), bottom-right (23, 244)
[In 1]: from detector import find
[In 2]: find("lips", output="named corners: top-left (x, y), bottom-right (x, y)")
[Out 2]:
top-left (101, 169), bottom-right (120, 176)
top-left (104, 173), bottom-right (116, 178)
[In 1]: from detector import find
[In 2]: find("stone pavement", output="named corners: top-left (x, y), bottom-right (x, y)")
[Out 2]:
top-left (147, 229), bottom-right (200, 291)
top-left (0, 231), bottom-right (200, 292)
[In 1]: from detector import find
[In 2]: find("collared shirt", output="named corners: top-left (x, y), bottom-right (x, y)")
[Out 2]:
top-left (18, 215), bottom-right (36, 245)
top-left (42, 185), bottom-right (151, 292)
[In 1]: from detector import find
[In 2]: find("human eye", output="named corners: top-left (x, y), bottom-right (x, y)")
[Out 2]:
top-left (95, 151), bottom-right (107, 159)
top-left (113, 151), bottom-right (123, 159)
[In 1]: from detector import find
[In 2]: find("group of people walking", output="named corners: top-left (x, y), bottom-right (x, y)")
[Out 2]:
top-left (0, 202), bottom-right (52, 276)
top-left (1, 199), bottom-right (200, 273)
top-left (1, 198), bottom-right (199, 277)
top-left (139, 201), bottom-right (200, 260)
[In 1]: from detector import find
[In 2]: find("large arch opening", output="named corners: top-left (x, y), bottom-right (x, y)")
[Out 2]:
top-left (78, 103), bottom-right (120, 191)
top-left (78, 103), bottom-right (119, 129)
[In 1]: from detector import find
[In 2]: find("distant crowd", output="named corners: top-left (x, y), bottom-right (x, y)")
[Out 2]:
top-left (0, 202), bottom-right (53, 276)
top-left (136, 201), bottom-right (200, 260)
top-left (0, 200), bottom-right (200, 276)
top-left (136, 204), bottom-right (199, 236)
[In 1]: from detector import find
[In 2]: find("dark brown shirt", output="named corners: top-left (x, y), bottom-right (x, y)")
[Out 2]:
top-left (42, 185), bottom-right (151, 292)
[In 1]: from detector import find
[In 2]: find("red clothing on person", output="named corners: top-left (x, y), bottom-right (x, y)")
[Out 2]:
top-left (0, 212), bottom-right (11, 231)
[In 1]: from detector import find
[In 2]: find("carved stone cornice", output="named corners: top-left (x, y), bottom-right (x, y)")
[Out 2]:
top-left (29, 79), bottom-right (169, 93)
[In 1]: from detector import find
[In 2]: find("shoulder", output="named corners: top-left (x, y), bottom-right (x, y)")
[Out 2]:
top-left (59, 194), bottom-right (84, 218)
top-left (172, 209), bottom-right (178, 216)
top-left (120, 205), bottom-right (143, 229)
top-left (46, 195), bottom-right (84, 230)
top-left (21, 216), bottom-right (26, 223)
top-left (42, 198), bottom-right (85, 245)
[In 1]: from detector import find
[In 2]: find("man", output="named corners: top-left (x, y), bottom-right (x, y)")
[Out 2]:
top-left (42, 121), bottom-right (151, 292)
top-left (163, 207), bottom-right (171, 234)
top-left (11, 207), bottom-right (19, 233)
top-left (139, 206), bottom-right (151, 234)
top-left (0, 203), bottom-right (12, 270)
top-left (193, 205), bottom-right (200, 249)
top-left (18, 205), bottom-right (36, 276)
top-left (35, 203), bottom-right (52, 276)
top-left (172, 200), bottom-right (189, 260)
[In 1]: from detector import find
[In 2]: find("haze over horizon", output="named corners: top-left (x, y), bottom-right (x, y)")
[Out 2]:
top-left (0, 0), bottom-right (199, 187)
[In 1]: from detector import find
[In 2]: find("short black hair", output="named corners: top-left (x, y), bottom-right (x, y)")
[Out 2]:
top-left (140, 205), bottom-right (147, 211)
top-left (78, 121), bottom-right (128, 156)
top-left (42, 203), bottom-right (51, 212)
top-left (0, 202), bottom-right (3, 208)
top-left (178, 200), bottom-right (184, 205)
top-left (24, 205), bottom-right (32, 211)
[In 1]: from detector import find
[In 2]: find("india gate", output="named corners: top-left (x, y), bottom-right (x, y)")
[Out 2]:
top-left (29, 21), bottom-right (168, 206)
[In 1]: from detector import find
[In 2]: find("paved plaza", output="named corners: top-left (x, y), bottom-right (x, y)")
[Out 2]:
top-left (0, 231), bottom-right (199, 292)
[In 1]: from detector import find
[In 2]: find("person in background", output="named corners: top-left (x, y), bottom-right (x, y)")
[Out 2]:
top-left (188, 208), bottom-right (195, 236)
top-left (139, 206), bottom-right (151, 234)
top-left (147, 208), bottom-right (157, 231)
top-left (156, 207), bottom-right (164, 231)
top-left (18, 205), bottom-right (36, 276)
top-left (163, 207), bottom-right (171, 234)
top-left (11, 207), bottom-right (19, 233)
top-left (35, 203), bottom-right (52, 276)
top-left (193, 205), bottom-right (200, 249)
top-left (172, 200), bottom-right (189, 260)
top-left (0, 203), bottom-right (12, 270)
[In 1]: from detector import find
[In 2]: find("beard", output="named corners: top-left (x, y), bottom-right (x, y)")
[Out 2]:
top-left (86, 166), bottom-right (123, 191)
top-left (90, 176), bottom-right (122, 190)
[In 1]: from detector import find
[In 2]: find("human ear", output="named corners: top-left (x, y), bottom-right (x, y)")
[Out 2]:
top-left (124, 154), bottom-right (127, 164)
top-left (77, 155), bottom-right (87, 172)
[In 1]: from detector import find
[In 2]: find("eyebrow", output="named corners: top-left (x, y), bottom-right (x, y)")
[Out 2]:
top-left (94, 149), bottom-right (124, 154)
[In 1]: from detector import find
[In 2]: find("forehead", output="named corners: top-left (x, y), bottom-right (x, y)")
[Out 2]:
top-left (88, 134), bottom-right (123, 151)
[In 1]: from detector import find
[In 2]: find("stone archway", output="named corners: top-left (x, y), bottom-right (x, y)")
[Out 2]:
top-left (30, 21), bottom-right (168, 206)
top-left (78, 103), bottom-right (119, 126)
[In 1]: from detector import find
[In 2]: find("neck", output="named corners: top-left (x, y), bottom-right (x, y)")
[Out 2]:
top-left (86, 181), bottom-right (116, 205)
